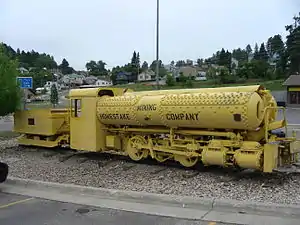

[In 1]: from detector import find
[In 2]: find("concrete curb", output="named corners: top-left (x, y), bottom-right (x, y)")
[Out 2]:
top-left (2, 176), bottom-right (300, 217)
top-left (3, 177), bottom-right (213, 210)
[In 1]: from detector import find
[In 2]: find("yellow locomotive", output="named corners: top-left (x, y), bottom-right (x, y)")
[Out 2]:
top-left (13, 85), bottom-right (300, 173)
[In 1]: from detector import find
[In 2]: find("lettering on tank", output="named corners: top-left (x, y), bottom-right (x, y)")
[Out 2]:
top-left (136, 104), bottom-right (157, 111)
top-left (166, 113), bottom-right (199, 121)
top-left (98, 113), bottom-right (130, 120)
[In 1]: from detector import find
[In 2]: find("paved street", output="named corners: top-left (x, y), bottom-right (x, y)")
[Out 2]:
top-left (0, 116), bottom-right (13, 132)
top-left (276, 108), bottom-right (300, 124)
top-left (0, 192), bottom-right (232, 225)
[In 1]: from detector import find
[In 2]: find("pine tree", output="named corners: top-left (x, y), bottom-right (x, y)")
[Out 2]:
top-left (258, 43), bottom-right (268, 61)
top-left (253, 43), bottom-right (259, 60)
top-left (50, 84), bottom-right (58, 108)
top-left (285, 13), bottom-right (300, 73)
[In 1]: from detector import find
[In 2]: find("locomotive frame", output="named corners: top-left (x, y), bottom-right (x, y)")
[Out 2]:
top-left (13, 85), bottom-right (300, 173)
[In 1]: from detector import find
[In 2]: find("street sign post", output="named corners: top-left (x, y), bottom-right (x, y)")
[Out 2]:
top-left (17, 77), bottom-right (33, 89)
top-left (16, 77), bottom-right (33, 110)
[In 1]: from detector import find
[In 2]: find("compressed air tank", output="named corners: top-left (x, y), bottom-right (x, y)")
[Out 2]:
top-left (96, 89), bottom-right (276, 130)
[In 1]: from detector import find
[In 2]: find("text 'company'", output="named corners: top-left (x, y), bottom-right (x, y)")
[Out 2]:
top-left (166, 113), bottom-right (199, 120)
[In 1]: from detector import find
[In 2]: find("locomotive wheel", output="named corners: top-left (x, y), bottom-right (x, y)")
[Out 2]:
top-left (126, 136), bottom-right (149, 161)
top-left (154, 152), bottom-right (171, 163)
top-left (175, 155), bottom-right (198, 167)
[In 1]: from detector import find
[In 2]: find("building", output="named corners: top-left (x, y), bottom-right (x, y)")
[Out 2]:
top-left (115, 72), bottom-right (137, 84)
top-left (195, 71), bottom-right (207, 81)
top-left (83, 76), bottom-right (98, 85)
top-left (283, 74), bottom-right (300, 107)
top-left (18, 67), bottom-right (29, 74)
top-left (137, 70), bottom-right (155, 81)
top-left (61, 73), bottom-right (85, 88)
top-left (95, 79), bottom-right (113, 86)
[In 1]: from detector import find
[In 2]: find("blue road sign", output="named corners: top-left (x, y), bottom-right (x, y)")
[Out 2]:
top-left (17, 77), bottom-right (33, 89)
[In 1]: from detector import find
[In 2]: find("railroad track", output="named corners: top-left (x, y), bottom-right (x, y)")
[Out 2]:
top-left (16, 145), bottom-right (299, 184)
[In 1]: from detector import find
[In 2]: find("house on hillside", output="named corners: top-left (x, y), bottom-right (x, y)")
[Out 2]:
top-left (18, 67), bottom-right (29, 74)
top-left (95, 79), bottom-right (113, 86)
top-left (115, 72), bottom-right (137, 84)
top-left (83, 75), bottom-right (98, 85)
top-left (61, 73), bottom-right (85, 88)
top-left (283, 74), bottom-right (300, 107)
top-left (137, 70), bottom-right (155, 81)
top-left (195, 71), bottom-right (207, 81)
top-left (179, 66), bottom-right (198, 78)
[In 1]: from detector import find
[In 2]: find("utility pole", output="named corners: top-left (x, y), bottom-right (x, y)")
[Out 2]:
top-left (155, 0), bottom-right (160, 89)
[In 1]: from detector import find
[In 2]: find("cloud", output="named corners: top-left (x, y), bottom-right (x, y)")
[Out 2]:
top-left (0, 0), bottom-right (298, 70)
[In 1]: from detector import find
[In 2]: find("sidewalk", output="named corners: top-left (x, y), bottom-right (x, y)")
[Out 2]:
top-left (1, 177), bottom-right (300, 225)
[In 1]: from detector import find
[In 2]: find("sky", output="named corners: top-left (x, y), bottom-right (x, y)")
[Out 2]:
top-left (0, 0), bottom-right (299, 70)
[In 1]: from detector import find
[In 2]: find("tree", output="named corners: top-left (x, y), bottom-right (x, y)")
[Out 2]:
top-left (130, 51), bottom-right (140, 75)
top-left (246, 44), bottom-right (252, 56)
top-left (271, 35), bottom-right (285, 56)
top-left (0, 44), bottom-right (21, 116)
top-left (175, 60), bottom-right (186, 67)
top-left (59, 58), bottom-right (74, 74)
top-left (217, 49), bottom-right (232, 72)
top-left (150, 60), bottom-right (167, 77)
top-left (86, 60), bottom-right (108, 76)
top-left (141, 61), bottom-right (148, 71)
top-left (258, 43), bottom-right (268, 61)
top-left (166, 74), bottom-right (175, 86)
top-left (285, 12), bottom-right (300, 73)
top-left (186, 59), bottom-right (193, 66)
top-left (50, 83), bottom-right (59, 107)
top-left (232, 48), bottom-right (248, 64)
top-left (196, 58), bottom-right (204, 67)
top-left (136, 52), bottom-right (140, 69)
top-left (266, 37), bottom-right (273, 57)
top-left (253, 43), bottom-right (259, 60)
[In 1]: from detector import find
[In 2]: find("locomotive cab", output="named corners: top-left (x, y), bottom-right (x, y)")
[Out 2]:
top-left (68, 87), bottom-right (131, 152)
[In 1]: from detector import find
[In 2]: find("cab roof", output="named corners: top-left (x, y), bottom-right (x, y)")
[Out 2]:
top-left (67, 87), bottom-right (133, 98)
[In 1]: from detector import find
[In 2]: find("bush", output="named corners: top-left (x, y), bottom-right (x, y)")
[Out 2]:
top-left (0, 44), bottom-right (21, 116)
top-left (50, 84), bottom-right (58, 107)
top-left (166, 74), bottom-right (175, 86)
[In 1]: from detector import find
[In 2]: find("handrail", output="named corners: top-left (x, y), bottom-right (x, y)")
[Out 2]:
top-left (263, 106), bottom-right (288, 143)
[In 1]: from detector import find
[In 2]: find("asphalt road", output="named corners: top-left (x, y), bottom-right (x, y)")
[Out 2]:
top-left (276, 108), bottom-right (300, 124)
top-left (0, 116), bottom-right (13, 132)
top-left (0, 192), bottom-right (233, 225)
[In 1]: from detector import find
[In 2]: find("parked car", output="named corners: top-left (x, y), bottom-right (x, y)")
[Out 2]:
top-left (0, 162), bottom-right (8, 183)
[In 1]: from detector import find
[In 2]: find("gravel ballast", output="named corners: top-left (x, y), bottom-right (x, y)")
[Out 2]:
top-left (1, 137), bottom-right (300, 205)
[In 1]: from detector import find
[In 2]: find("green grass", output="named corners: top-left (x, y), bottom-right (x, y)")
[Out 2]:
top-left (115, 79), bottom-right (285, 92)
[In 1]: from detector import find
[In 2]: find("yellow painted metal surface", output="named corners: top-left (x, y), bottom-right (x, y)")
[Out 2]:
top-left (17, 134), bottom-right (69, 148)
top-left (263, 143), bottom-right (278, 172)
top-left (14, 108), bottom-right (69, 136)
top-left (124, 85), bottom-right (264, 96)
top-left (106, 135), bottom-right (121, 150)
top-left (97, 90), bottom-right (276, 130)
top-left (12, 85), bottom-right (300, 173)
top-left (69, 97), bottom-right (105, 151)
